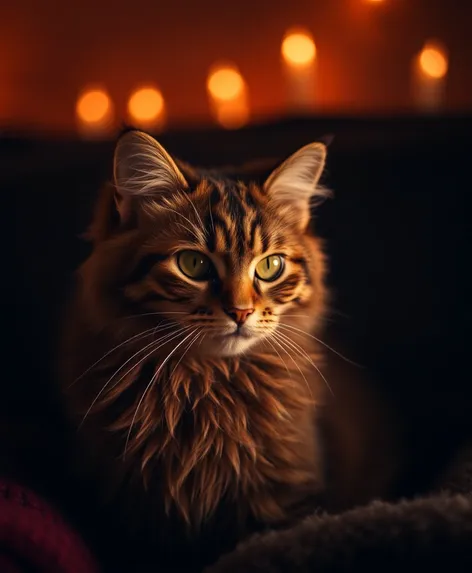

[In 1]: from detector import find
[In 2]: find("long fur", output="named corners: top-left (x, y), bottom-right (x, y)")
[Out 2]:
top-left (60, 131), bottom-right (330, 570)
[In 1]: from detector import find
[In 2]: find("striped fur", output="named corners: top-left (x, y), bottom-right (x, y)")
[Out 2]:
top-left (60, 131), bottom-right (330, 565)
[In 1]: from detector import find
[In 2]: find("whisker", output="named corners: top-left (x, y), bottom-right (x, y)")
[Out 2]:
top-left (106, 325), bottom-right (191, 390)
top-left (168, 328), bottom-right (203, 381)
top-left (70, 322), bottom-right (174, 387)
top-left (158, 205), bottom-right (203, 242)
top-left (184, 192), bottom-right (207, 238)
top-left (120, 311), bottom-right (187, 321)
top-left (277, 323), bottom-right (362, 368)
top-left (264, 336), bottom-right (291, 377)
top-left (123, 328), bottom-right (198, 458)
top-left (276, 314), bottom-right (313, 318)
top-left (83, 312), bottom-right (187, 339)
top-left (270, 335), bottom-right (313, 400)
top-left (276, 330), bottom-right (334, 397)
top-left (276, 314), bottom-right (339, 326)
top-left (326, 307), bottom-right (352, 319)
top-left (198, 332), bottom-right (206, 348)
top-left (174, 221), bottom-right (202, 242)
top-left (79, 325), bottom-right (192, 427)
top-left (208, 192), bottom-right (215, 235)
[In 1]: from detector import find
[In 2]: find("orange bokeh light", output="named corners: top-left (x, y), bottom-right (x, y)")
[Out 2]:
top-left (216, 100), bottom-right (249, 130)
top-left (128, 86), bottom-right (165, 124)
top-left (281, 29), bottom-right (316, 67)
top-left (76, 89), bottom-right (111, 125)
top-left (207, 65), bottom-right (245, 101)
top-left (419, 43), bottom-right (449, 79)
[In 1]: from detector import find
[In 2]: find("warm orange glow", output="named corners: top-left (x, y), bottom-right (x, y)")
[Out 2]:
top-left (216, 100), bottom-right (249, 130)
top-left (365, 0), bottom-right (384, 3)
top-left (76, 89), bottom-right (111, 124)
top-left (419, 43), bottom-right (448, 79)
top-left (207, 63), bottom-right (249, 129)
top-left (207, 65), bottom-right (245, 101)
top-left (128, 86), bottom-right (165, 124)
top-left (281, 29), bottom-right (316, 67)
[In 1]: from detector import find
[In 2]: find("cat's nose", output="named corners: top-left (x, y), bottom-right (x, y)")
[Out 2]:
top-left (223, 307), bottom-right (255, 326)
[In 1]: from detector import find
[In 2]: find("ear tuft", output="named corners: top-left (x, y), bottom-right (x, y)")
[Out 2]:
top-left (113, 130), bottom-right (187, 199)
top-left (263, 142), bottom-right (329, 228)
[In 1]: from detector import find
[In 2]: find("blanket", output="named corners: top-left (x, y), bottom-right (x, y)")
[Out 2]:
top-left (206, 447), bottom-right (472, 573)
top-left (1, 449), bottom-right (471, 573)
top-left (0, 479), bottom-right (99, 573)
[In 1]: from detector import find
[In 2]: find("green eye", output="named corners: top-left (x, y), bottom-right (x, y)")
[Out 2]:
top-left (255, 255), bottom-right (285, 282)
top-left (177, 250), bottom-right (212, 280)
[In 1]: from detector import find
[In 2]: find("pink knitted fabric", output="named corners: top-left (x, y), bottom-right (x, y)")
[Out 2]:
top-left (0, 479), bottom-right (100, 573)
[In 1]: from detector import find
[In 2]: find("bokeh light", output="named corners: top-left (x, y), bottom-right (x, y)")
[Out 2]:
top-left (206, 63), bottom-right (249, 129)
top-left (128, 86), bottom-right (165, 127)
top-left (216, 100), bottom-right (250, 130)
top-left (207, 65), bottom-right (245, 102)
top-left (419, 42), bottom-right (449, 79)
top-left (76, 89), bottom-right (111, 125)
top-left (281, 29), bottom-right (316, 67)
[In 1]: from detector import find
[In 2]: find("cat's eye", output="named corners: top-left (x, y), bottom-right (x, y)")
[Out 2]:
top-left (177, 250), bottom-right (212, 281)
top-left (255, 255), bottom-right (285, 282)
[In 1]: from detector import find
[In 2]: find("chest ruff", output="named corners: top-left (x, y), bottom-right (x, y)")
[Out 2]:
top-left (82, 351), bottom-right (323, 526)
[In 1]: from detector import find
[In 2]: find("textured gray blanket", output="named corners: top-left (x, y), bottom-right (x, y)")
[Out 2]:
top-left (206, 448), bottom-right (472, 573)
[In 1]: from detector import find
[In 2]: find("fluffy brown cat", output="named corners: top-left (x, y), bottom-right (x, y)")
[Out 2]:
top-left (60, 130), bottom-right (334, 572)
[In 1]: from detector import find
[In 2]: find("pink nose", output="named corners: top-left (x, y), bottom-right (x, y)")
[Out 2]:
top-left (224, 307), bottom-right (254, 325)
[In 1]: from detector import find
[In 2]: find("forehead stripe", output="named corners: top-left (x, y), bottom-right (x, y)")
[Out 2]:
top-left (206, 214), bottom-right (232, 252)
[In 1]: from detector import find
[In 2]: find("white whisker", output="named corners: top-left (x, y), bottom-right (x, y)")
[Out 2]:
top-left (264, 336), bottom-right (291, 377)
top-left (270, 335), bottom-right (313, 400)
top-left (174, 221), bottom-right (202, 242)
top-left (120, 311), bottom-right (187, 321)
top-left (70, 323), bottom-right (172, 388)
top-left (198, 332), bottom-right (206, 348)
top-left (183, 192), bottom-right (207, 238)
top-left (123, 328), bottom-right (198, 458)
top-left (79, 325), bottom-right (192, 428)
top-left (208, 192), bottom-right (215, 235)
top-left (276, 330), bottom-right (334, 397)
top-left (168, 329), bottom-right (203, 381)
top-left (158, 205), bottom-right (203, 242)
top-left (277, 322), bottom-right (362, 368)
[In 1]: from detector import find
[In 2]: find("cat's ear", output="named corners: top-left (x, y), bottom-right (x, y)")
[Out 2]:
top-left (113, 130), bottom-right (188, 222)
top-left (263, 142), bottom-right (329, 230)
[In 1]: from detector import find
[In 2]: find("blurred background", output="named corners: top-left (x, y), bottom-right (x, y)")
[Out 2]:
top-left (1, 0), bottom-right (471, 135)
top-left (3, 0), bottom-right (472, 523)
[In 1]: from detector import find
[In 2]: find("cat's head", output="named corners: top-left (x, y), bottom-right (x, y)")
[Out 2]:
top-left (83, 130), bottom-right (329, 357)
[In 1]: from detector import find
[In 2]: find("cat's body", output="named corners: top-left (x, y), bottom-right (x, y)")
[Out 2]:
top-left (62, 307), bottom-right (325, 571)
top-left (60, 130), bottom-right (333, 571)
